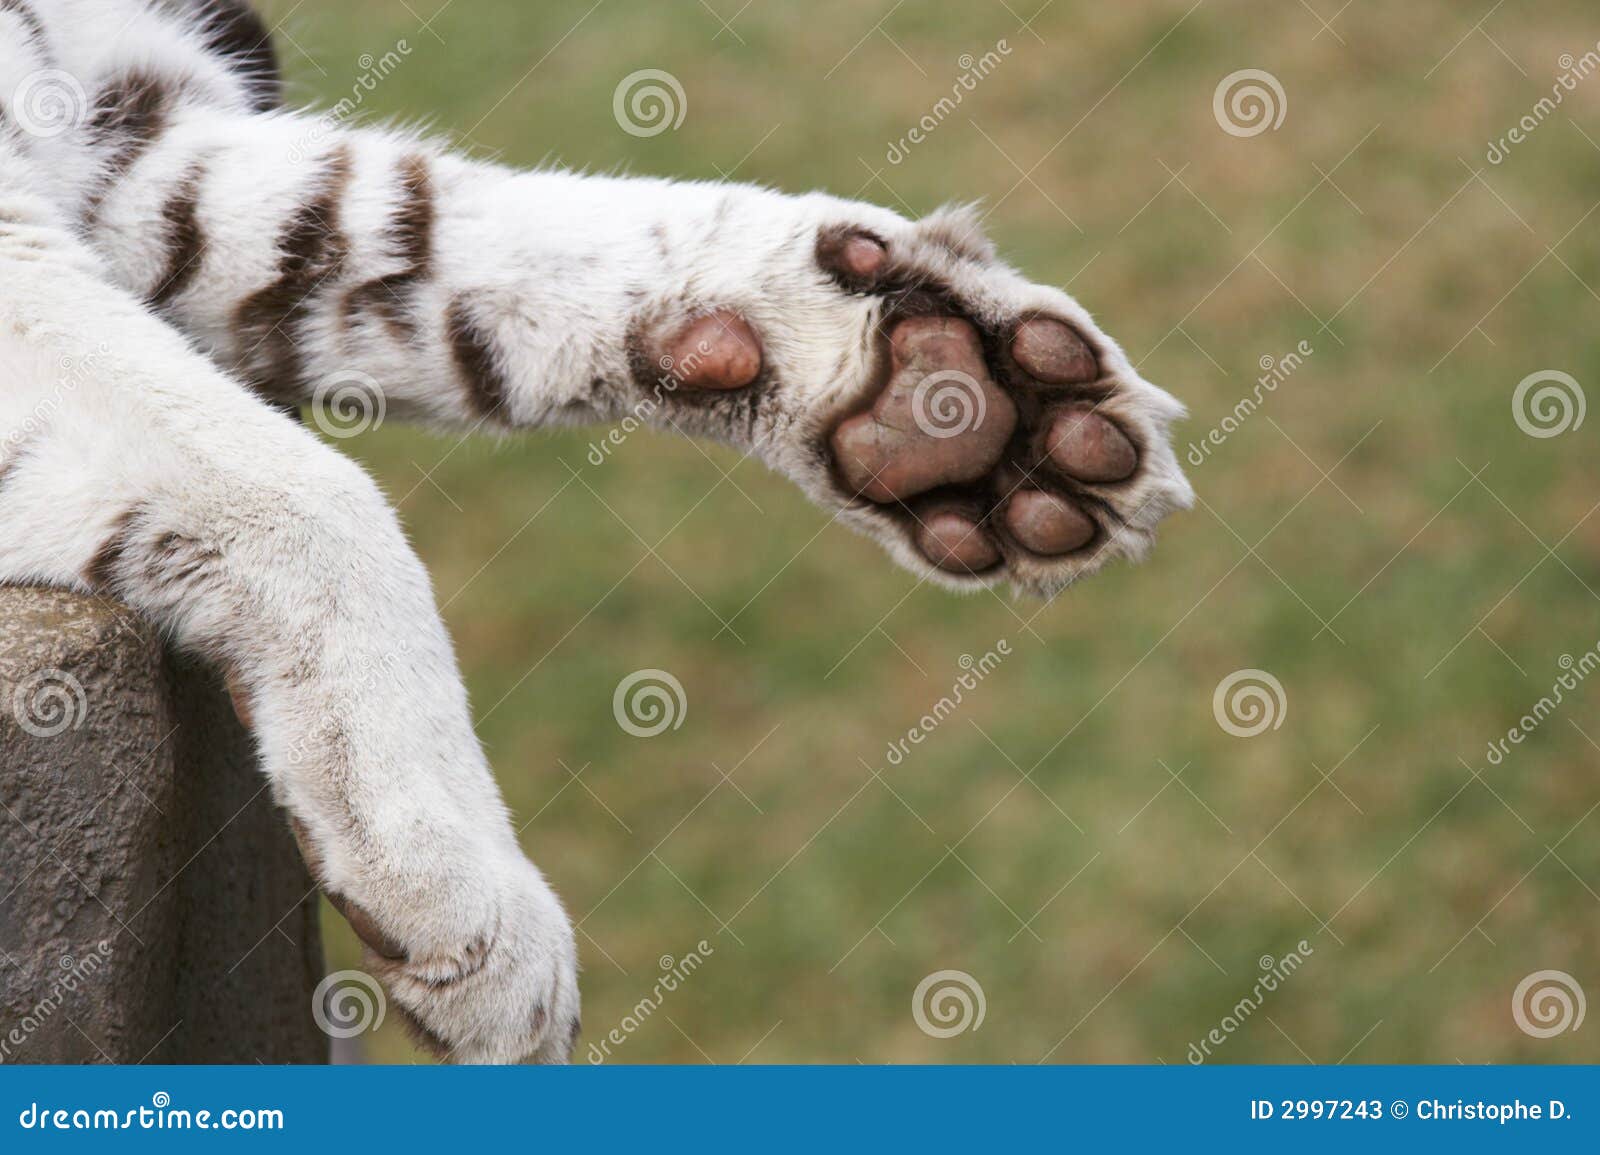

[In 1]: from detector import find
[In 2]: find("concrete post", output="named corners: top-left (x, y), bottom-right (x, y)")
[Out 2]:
top-left (0, 587), bottom-right (326, 1063)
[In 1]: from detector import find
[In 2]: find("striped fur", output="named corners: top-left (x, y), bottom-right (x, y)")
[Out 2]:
top-left (0, 0), bottom-right (1191, 1066)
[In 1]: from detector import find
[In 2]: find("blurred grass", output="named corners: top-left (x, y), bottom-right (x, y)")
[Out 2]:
top-left (259, 0), bottom-right (1600, 1062)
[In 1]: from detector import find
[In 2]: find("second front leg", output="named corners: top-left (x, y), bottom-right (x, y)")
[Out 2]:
top-left (89, 108), bottom-right (1192, 597)
top-left (0, 196), bottom-right (577, 1062)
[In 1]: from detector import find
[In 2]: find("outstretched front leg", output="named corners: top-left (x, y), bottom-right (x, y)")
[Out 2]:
top-left (0, 180), bottom-right (578, 1063)
top-left (87, 104), bottom-right (1192, 596)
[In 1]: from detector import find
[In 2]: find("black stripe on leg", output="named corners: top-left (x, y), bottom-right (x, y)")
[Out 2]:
top-left (446, 296), bottom-right (511, 421)
top-left (0, 0), bottom-right (48, 61)
top-left (233, 145), bottom-right (355, 404)
top-left (83, 507), bottom-right (140, 594)
top-left (191, 0), bottom-right (282, 112)
top-left (341, 154), bottom-right (434, 342)
top-left (83, 72), bottom-right (177, 225)
top-left (0, 441), bottom-right (32, 501)
top-left (148, 157), bottom-right (210, 310)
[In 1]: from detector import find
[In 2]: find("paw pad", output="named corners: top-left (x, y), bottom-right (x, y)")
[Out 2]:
top-left (823, 299), bottom-right (1143, 576)
top-left (830, 316), bottom-right (1017, 503)
top-left (664, 310), bottom-right (763, 391)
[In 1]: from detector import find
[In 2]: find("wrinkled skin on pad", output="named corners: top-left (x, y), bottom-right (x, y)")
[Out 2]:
top-left (913, 508), bottom-right (1002, 574)
top-left (1011, 317), bottom-right (1099, 384)
top-left (1044, 403), bottom-right (1138, 483)
top-left (830, 317), bottom-right (1018, 504)
top-left (1004, 490), bottom-right (1096, 555)
top-left (663, 310), bottom-right (764, 391)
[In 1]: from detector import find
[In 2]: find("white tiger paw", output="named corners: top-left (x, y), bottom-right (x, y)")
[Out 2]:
top-left (633, 198), bottom-right (1194, 597)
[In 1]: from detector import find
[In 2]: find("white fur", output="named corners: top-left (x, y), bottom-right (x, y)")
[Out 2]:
top-left (0, 0), bottom-right (1191, 1062)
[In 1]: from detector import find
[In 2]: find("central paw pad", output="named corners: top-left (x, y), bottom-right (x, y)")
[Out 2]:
top-left (827, 304), bottom-right (1148, 578)
top-left (831, 317), bottom-right (1017, 503)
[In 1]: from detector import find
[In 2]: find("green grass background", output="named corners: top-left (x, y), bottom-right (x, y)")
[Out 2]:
top-left (257, 0), bottom-right (1600, 1063)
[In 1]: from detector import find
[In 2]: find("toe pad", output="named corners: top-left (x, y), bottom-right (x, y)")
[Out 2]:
top-left (915, 509), bottom-right (1000, 573)
top-left (1013, 318), bottom-right (1098, 384)
top-left (667, 311), bottom-right (763, 391)
top-left (1045, 404), bottom-right (1138, 483)
top-left (1005, 490), bottom-right (1095, 556)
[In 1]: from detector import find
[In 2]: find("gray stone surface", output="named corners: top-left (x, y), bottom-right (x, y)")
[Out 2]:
top-left (0, 587), bottom-right (326, 1063)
